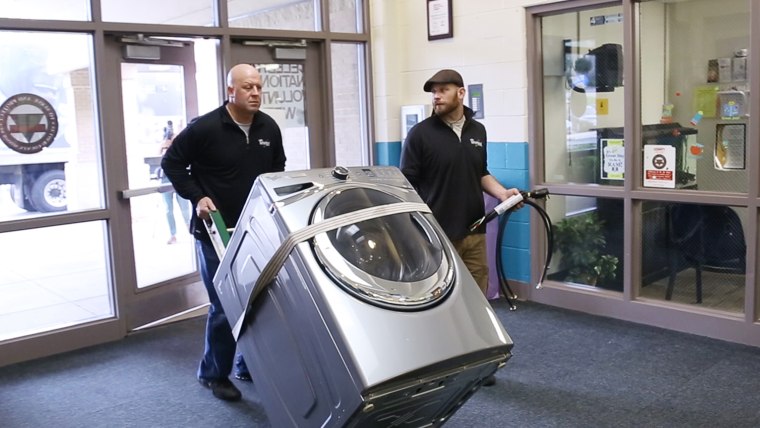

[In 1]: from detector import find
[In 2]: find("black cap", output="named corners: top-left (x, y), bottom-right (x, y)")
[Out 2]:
top-left (423, 69), bottom-right (464, 92)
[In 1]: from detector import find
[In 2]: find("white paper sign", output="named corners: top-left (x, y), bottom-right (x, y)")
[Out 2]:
top-left (643, 145), bottom-right (675, 188)
top-left (601, 138), bottom-right (624, 180)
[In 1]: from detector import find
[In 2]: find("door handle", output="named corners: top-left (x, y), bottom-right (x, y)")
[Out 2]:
top-left (120, 183), bottom-right (174, 199)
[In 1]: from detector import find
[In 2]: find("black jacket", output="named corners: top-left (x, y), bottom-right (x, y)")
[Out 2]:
top-left (400, 106), bottom-right (489, 241)
top-left (161, 103), bottom-right (286, 242)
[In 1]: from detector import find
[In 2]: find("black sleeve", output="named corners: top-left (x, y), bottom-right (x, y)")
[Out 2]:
top-left (481, 127), bottom-right (490, 177)
top-left (271, 123), bottom-right (286, 172)
top-left (160, 125), bottom-right (205, 204)
top-left (400, 125), bottom-right (423, 189)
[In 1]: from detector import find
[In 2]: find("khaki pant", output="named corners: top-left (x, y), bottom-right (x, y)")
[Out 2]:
top-left (451, 233), bottom-right (489, 296)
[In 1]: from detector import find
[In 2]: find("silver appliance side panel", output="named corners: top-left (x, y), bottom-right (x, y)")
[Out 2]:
top-left (236, 252), bottom-right (364, 428)
top-left (215, 183), bottom-right (364, 428)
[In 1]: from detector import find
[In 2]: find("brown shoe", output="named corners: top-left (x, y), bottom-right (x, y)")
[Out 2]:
top-left (198, 378), bottom-right (242, 401)
top-left (483, 375), bottom-right (496, 387)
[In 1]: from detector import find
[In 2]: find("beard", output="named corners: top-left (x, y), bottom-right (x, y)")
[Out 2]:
top-left (434, 101), bottom-right (458, 117)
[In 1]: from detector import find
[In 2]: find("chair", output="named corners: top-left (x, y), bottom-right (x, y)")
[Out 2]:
top-left (666, 204), bottom-right (746, 303)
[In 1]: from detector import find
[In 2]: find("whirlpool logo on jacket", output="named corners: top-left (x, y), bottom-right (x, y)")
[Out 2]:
top-left (469, 138), bottom-right (483, 148)
top-left (258, 139), bottom-right (271, 147)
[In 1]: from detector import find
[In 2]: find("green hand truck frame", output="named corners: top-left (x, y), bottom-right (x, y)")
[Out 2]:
top-left (204, 210), bottom-right (233, 259)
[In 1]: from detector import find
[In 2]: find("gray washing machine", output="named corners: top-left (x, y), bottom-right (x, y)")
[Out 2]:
top-left (213, 166), bottom-right (513, 427)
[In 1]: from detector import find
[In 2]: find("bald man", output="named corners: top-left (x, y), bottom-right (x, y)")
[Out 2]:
top-left (162, 63), bottom-right (286, 401)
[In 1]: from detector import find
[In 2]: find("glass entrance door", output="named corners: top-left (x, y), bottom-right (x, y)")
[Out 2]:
top-left (121, 62), bottom-right (196, 287)
top-left (230, 41), bottom-right (327, 169)
top-left (108, 36), bottom-right (219, 330)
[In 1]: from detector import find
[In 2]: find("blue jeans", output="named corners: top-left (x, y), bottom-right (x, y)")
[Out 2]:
top-left (196, 239), bottom-right (249, 381)
top-left (162, 188), bottom-right (191, 237)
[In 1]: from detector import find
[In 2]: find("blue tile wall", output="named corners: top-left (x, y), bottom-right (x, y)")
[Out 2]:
top-left (487, 142), bottom-right (530, 285)
top-left (373, 141), bottom-right (401, 167)
top-left (502, 246), bottom-right (532, 283)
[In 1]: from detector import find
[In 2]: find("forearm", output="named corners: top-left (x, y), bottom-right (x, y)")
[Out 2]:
top-left (480, 175), bottom-right (519, 201)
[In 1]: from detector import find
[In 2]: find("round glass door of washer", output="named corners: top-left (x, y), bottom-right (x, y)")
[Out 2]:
top-left (311, 186), bottom-right (455, 310)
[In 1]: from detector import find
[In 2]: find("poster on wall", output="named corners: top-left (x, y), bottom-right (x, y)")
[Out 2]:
top-left (643, 145), bottom-right (676, 188)
top-left (601, 138), bottom-right (624, 180)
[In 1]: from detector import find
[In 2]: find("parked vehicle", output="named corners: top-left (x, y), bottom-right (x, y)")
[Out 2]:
top-left (0, 41), bottom-right (70, 213)
top-left (0, 142), bottom-right (68, 213)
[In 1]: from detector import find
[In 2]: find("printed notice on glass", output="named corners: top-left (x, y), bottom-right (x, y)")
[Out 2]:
top-left (714, 123), bottom-right (746, 170)
top-left (643, 145), bottom-right (676, 188)
top-left (601, 138), bottom-right (624, 180)
top-left (427, 0), bottom-right (451, 38)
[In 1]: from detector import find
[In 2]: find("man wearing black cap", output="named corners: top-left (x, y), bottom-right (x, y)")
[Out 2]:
top-left (400, 70), bottom-right (520, 383)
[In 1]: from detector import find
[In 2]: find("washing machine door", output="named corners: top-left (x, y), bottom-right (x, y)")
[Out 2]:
top-left (312, 186), bottom-right (455, 310)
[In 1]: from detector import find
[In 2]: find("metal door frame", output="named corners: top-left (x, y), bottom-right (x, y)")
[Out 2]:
top-left (102, 34), bottom-right (209, 331)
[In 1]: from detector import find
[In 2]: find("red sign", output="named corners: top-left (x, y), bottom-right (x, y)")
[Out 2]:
top-left (646, 170), bottom-right (673, 180)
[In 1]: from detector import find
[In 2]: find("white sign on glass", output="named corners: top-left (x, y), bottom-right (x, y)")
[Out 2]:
top-left (600, 138), bottom-right (624, 180)
top-left (643, 145), bottom-right (675, 188)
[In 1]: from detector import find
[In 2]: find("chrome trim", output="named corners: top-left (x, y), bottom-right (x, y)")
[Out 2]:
top-left (311, 185), bottom-right (455, 309)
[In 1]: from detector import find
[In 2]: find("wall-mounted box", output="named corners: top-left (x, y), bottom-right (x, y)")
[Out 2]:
top-left (401, 105), bottom-right (431, 140)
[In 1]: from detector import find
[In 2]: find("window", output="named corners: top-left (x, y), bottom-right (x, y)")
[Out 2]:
top-left (101, 0), bottom-right (217, 25)
top-left (0, 31), bottom-right (103, 218)
top-left (639, 0), bottom-right (749, 193)
top-left (542, 6), bottom-right (625, 186)
top-left (229, 0), bottom-right (318, 31)
top-left (331, 43), bottom-right (369, 166)
top-left (0, 0), bottom-right (89, 21)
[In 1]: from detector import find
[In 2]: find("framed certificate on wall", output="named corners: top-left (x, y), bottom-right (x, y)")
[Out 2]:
top-left (427, 0), bottom-right (453, 41)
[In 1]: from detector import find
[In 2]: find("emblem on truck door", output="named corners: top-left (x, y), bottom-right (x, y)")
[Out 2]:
top-left (0, 93), bottom-right (59, 154)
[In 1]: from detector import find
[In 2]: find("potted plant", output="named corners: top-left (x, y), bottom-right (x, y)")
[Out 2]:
top-left (552, 212), bottom-right (619, 286)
